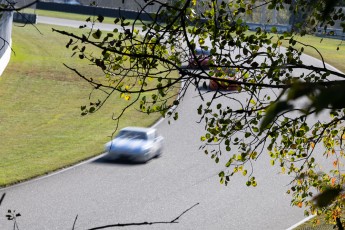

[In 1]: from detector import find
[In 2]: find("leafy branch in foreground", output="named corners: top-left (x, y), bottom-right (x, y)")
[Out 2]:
top-left (54, 0), bottom-right (345, 228)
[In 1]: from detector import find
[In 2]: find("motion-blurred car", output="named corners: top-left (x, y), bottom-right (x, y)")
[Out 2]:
top-left (104, 127), bottom-right (163, 163)
top-left (188, 48), bottom-right (211, 68)
top-left (209, 67), bottom-right (241, 91)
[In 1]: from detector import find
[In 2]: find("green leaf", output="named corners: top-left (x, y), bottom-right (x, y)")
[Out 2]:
top-left (92, 29), bottom-right (102, 39)
top-left (225, 160), bottom-right (231, 167)
top-left (245, 132), bottom-right (251, 138)
top-left (173, 112), bottom-right (178, 120)
top-left (197, 105), bottom-right (202, 115)
top-left (89, 107), bottom-right (95, 113)
top-left (66, 39), bottom-right (73, 48)
top-left (97, 15), bottom-right (104, 23)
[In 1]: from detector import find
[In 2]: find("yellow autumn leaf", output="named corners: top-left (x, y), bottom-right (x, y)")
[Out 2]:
top-left (310, 142), bottom-right (315, 149)
top-left (192, 0), bottom-right (196, 6)
top-left (333, 160), bottom-right (338, 168)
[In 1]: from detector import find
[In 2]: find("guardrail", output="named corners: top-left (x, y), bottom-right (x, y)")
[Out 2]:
top-left (0, 11), bottom-right (13, 76)
top-left (13, 12), bottom-right (37, 24)
top-left (36, 1), bottom-right (154, 21)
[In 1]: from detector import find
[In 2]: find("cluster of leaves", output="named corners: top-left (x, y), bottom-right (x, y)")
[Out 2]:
top-left (54, 12), bottom-right (182, 130)
top-left (54, 0), bottom-right (345, 227)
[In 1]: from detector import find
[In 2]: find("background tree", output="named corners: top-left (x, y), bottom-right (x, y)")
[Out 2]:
top-left (54, 0), bottom-right (345, 227)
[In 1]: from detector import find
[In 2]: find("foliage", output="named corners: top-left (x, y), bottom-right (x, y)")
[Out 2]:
top-left (51, 0), bottom-right (345, 228)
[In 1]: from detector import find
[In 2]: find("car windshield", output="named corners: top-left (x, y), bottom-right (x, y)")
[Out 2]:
top-left (224, 68), bottom-right (236, 75)
top-left (117, 130), bottom-right (147, 140)
top-left (195, 49), bottom-right (210, 56)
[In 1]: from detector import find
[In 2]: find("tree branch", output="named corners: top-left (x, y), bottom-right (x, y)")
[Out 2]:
top-left (87, 203), bottom-right (199, 230)
top-left (0, 193), bottom-right (5, 207)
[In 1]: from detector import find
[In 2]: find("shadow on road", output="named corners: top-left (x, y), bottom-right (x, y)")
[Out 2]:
top-left (91, 156), bottom-right (147, 166)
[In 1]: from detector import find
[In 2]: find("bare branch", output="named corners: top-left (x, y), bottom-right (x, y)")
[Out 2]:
top-left (87, 203), bottom-right (199, 230)
top-left (0, 193), bottom-right (5, 206)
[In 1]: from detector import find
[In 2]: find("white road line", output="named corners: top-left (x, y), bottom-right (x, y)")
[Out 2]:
top-left (286, 214), bottom-right (316, 230)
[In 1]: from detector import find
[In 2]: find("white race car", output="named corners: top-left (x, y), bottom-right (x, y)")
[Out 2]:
top-left (105, 127), bottom-right (164, 163)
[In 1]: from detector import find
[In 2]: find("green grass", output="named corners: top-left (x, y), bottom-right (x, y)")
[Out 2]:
top-left (279, 34), bottom-right (345, 73)
top-left (293, 216), bottom-right (340, 230)
top-left (0, 23), bottom-right (172, 187)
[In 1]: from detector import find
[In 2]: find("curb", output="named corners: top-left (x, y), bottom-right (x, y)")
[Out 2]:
top-left (286, 214), bottom-right (316, 230)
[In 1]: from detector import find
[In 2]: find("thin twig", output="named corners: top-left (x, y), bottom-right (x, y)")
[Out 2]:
top-left (0, 193), bottom-right (5, 206)
top-left (72, 215), bottom-right (78, 230)
top-left (87, 203), bottom-right (199, 230)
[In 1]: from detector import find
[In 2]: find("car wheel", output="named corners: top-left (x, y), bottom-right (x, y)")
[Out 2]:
top-left (155, 149), bottom-right (162, 158)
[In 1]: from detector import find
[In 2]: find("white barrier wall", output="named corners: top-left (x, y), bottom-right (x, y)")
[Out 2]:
top-left (0, 10), bottom-right (13, 76)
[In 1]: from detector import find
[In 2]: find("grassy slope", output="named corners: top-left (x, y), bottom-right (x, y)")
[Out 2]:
top-left (288, 35), bottom-right (345, 73)
top-left (0, 23), bottom-right (163, 186)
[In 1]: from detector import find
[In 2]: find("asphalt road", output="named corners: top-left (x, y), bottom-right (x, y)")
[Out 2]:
top-left (0, 85), bottom-right (306, 230)
top-left (1, 17), bottom-right (341, 230)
